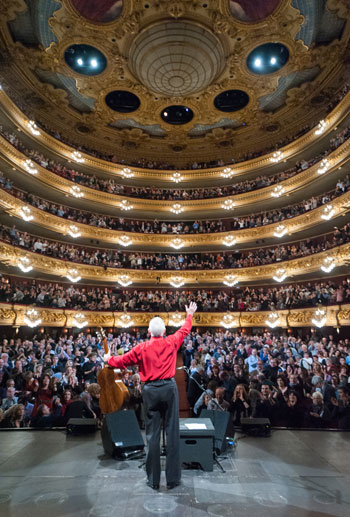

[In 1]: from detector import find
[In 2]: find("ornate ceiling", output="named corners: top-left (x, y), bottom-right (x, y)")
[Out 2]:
top-left (0, 0), bottom-right (349, 166)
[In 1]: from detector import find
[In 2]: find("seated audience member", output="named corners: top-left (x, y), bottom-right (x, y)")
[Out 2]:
top-left (255, 383), bottom-right (277, 423)
top-left (307, 392), bottom-right (332, 428)
top-left (193, 380), bottom-right (217, 416)
top-left (31, 403), bottom-right (61, 428)
top-left (208, 387), bottom-right (230, 412)
top-left (281, 391), bottom-right (304, 428)
top-left (229, 384), bottom-right (251, 425)
top-left (330, 387), bottom-right (350, 429)
top-left (82, 383), bottom-right (102, 421)
top-left (0, 404), bottom-right (25, 428)
top-left (1, 386), bottom-right (18, 411)
top-left (62, 387), bottom-right (95, 425)
top-left (197, 393), bottom-right (213, 415)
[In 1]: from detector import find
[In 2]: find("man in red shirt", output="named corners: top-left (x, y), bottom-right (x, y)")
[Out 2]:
top-left (104, 302), bottom-right (197, 490)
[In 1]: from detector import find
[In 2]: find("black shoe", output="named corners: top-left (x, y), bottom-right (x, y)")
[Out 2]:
top-left (167, 481), bottom-right (180, 490)
top-left (147, 482), bottom-right (160, 490)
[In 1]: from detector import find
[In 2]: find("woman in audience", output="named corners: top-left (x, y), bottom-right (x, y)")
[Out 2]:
top-left (0, 403), bottom-right (25, 428)
top-left (229, 384), bottom-right (251, 425)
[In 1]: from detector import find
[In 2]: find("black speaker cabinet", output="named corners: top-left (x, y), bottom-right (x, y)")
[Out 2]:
top-left (66, 418), bottom-right (97, 435)
top-left (199, 409), bottom-right (231, 455)
top-left (241, 417), bottom-right (271, 437)
top-left (101, 410), bottom-right (145, 459)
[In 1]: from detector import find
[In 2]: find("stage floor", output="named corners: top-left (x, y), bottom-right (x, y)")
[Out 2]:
top-left (0, 429), bottom-right (349, 517)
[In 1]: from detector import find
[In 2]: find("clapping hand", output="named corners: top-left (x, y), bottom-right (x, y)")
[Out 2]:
top-left (185, 302), bottom-right (197, 315)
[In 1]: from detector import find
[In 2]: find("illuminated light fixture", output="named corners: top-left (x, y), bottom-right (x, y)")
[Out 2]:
top-left (24, 159), bottom-right (38, 175)
top-left (77, 58), bottom-right (83, 66)
top-left (321, 204), bottom-right (335, 221)
top-left (223, 274), bottom-right (238, 287)
top-left (265, 312), bottom-right (280, 328)
top-left (118, 275), bottom-right (133, 287)
top-left (273, 268), bottom-right (287, 282)
top-left (68, 225), bottom-right (81, 238)
top-left (24, 308), bottom-right (42, 328)
top-left (220, 313), bottom-right (236, 329)
top-left (18, 256), bottom-right (33, 273)
top-left (120, 199), bottom-right (133, 211)
top-left (170, 203), bottom-right (184, 214)
top-left (222, 199), bottom-right (235, 210)
top-left (168, 312), bottom-right (185, 327)
top-left (118, 313), bottom-right (134, 328)
top-left (223, 235), bottom-right (236, 247)
top-left (170, 238), bottom-right (184, 250)
top-left (70, 185), bottom-right (84, 198)
top-left (118, 235), bottom-right (132, 247)
top-left (270, 151), bottom-right (283, 163)
top-left (72, 312), bottom-right (88, 329)
top-left (171, 172), bottom-right (184, 183)
top-left (120, 167), bottom-right (134, 179)
top-left (28, 120), bottom-right (40, 136)
top-left (274, 224), bottom-right (287, 238)
top-left (270, 57), bottom-right (277, 65)
top-left (254, 57), bottom-right (262, 68)
top-left (90, 58), bottom-right (98, 68)
top-left (320, 256), bottom-right (335, 273)
top-left (221, 167), bottom-right (234, 179)
top-left (317, 158), bottom-right (329, 175)
top-left (312, 307), bottom-right (327, 328)
top-left (72, 151), bottom-right (85, 163)
top-left (271, 185), bottom-right (285, 198)
top-left (315, 120), bottom-right (327, 136)
top-left (19, 206), bottom-right (33, 222)
top-left (169, 276), bottom-right (185, 288)
top-left (66, 268), bottom-right (81, 283)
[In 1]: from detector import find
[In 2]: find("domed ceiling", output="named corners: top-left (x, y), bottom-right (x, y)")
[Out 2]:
top-left (0, 0), bottom-right (349, 166)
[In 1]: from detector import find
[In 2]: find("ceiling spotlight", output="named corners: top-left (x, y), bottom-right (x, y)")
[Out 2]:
top-left (66, 268), bottom-right (81, 283)
top-left (170, 203), bottom-right (184, 214)
top-left (72, 312), bottom-right (88, 329)
top-left (168, 313), bottom-right (185, 327)
top-left (24, 308), bottom-right (42, 328)
top-left (72, 151), bottom-right (85, 163)
top-left (271, 185), bottom-right (285, 198)
top-left (312, 307), bottom-right (327, 328)
top-left (220, 313), bottom-right (236, 329)
top-left (120, 200), bottom-right (133, 211)
top-left (171, 172), bottom-right (184, 183)
top-left (68, 225), bottom-right (81, 238)
top-left (120, 167), bottom-right (134, 179)
top-left (317, 159), bottom-right (329, 175)
top-left (222, 199), bottom-right (235, 210)
top-left (118, 235), bottom-right (132, 247)
top-left (118, 313), bottom-right (134, 328)
top-left (270, 151), bottom-right (283, 163)
top-left (221, 167), bottom-right (234, 179)
top-left (170, 238), bottom-right (184, 250)
top-left (70, 185), bottom-right (84, 198)
top-left (270, 57), bottom-right (277, 65)
top-left (169, 277), bottom-right (185, 288)
top-left (223, 235), bottom-right (236, 247)
top-left (77, 58), bottom-right (83, 66)
top-left (320, 256), bottom-right (335, 273)
top-left (164, 112), bottom-right (168, 117)
top-left (90, 58), bottom-right (98, 68)
top-left (265, 312), bottom-right (280, 328)
top-left (28, 120), bottom-right (40, 136)
top-left (274, 224), bottom-right (287, 238)
top-left (118, 275), bottom-right (133, 287)
top-left (315, 120), bottom-right (327, 136)
top-left (321, 205), bottom-right (335, 221)
top-left (24, 159), bottom-right (38, 175)
top-left (273, 268), bottom-right (287, 282)
top-left (18, 256), bottom-right (33, 273)
top-left (19, 206), bottom-right (34, 222)
top-left (254, 57), bottom-right (262, 67)
top-left (223, 274), bottom-right (238, 287)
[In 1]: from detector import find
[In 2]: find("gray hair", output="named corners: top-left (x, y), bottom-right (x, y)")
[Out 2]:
top-left (149, 317), bottom-right (166, 337)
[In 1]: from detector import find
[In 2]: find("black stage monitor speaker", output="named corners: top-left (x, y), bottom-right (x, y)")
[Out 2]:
top-left (241, 417), bottom-right (271, 437)
top-left (199, 409), bottom-right (231, 455)
top-left (66, 418), bottom-right (97, 435)
top-left (101, 409), bottom-right (145, 459)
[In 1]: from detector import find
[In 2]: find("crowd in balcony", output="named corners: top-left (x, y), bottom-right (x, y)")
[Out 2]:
top-left (1, 172), bottom-right (349, 235)
top-left (1, 221), bottom-right (350, 272)
top-left (1, 324), bottom-right (349, 429)
top-left (1, 276), bottom-right (349, 312)
top-left (1, 120), bottom-right (350, 202)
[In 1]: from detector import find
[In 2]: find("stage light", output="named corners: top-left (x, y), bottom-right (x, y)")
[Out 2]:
top-left (118, 313), bottom-right (134, 328)
top-left (70, 185), bottom-right (84, 198)
top-left (66, 268), bottom-right (81, 282)
top-left (118, 235), bottom-right (132, 247)
top-left (317, 158), bottom-right (329, 175)
top-left (118, 275), bottom-right (133, 287)
top-left (220, 313), bottom-right (236, 329)
top-left (315, 120), bottom-right (327, 136)
top-left (321, 205), bottom-right (335, 221)
top-left (170, 172), bottom-right (184, 183)
top-left (24, 159), bottom-right (38, 175)
top-left (312, 307), bottom-right (326, 328)
top-left (19, 206), bottom-right (33, 222)
top-left (24, 308), bottom-right (42, 328)
top-left (274, 224), bottom-right (287, 238)
top-left (273, 268), bottom-right (287, 282)
top-left (223, 235), bottom-right (236, 247)
top-left (168, 313), bottom-right (185, 327)
top-left (221, 167), bottom-right (234, 179)
top-left (170, 203), bottom-right (184, 214)
top-left (320, 256), bottom-right (335, 273)
top-left (18, 256), bottom-right (33, 273)
top-left (222, 199), bottom-right (235, 210)
top-left (170, 238), bottom-right (184, 250)
top-left (271, 185), bottom-right (285, 198)
top-left (120, 167), bottom-right (134, 178)
top-left (270, 151), bottom-right (283, 163)
top-left (72, 151), bottom-right (85, 163)
top-left (72, 312), bottom-right (88, 329)
top-left (223, 275), bottom-right (238, 287)
top-left (120, 200), bottom-right (133, 211)
top-left (265, 312), bottom-right (280, 328)
top-left (28, 120), bottom-right (40, 135)
top-left (68, 225), bottom-right (81, 238)
top-left (169, 277), bottom-right (185, 288)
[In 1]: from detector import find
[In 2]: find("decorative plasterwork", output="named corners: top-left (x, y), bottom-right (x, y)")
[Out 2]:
top-left (1, 303), bottom-right (349, 328)
top-left (1, 241), bottom-right (349, 285)
top-left (1, 187), bottom-right (350, 248)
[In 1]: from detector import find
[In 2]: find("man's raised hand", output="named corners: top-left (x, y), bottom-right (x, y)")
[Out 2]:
top-left (185, 302), bottom-right (197, 315)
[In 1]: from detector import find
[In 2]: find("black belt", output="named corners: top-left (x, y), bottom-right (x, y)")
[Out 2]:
top-left (144, 378), bottom-right (174, 385)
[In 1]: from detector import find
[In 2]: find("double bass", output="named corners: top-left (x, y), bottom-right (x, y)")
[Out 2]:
top-left (97, 329), bottom-right (130, 414)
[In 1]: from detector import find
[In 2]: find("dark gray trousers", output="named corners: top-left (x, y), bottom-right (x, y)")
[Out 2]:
top-left (142, 379), bottom-right (180, 485)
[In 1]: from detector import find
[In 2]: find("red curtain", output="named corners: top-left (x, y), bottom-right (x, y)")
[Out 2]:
top-left (71, 0), bottom-right (121, 22)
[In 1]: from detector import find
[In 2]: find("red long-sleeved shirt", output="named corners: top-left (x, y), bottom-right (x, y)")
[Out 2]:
top-left (107, 314), bottom-right (193, 382)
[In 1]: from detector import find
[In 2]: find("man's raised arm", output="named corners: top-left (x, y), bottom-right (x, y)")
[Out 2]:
top-left (170, 302), bottom-right (197, 350)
